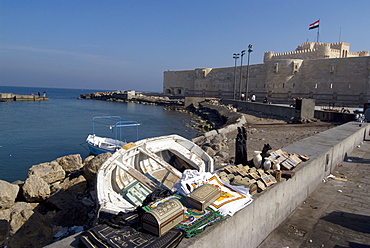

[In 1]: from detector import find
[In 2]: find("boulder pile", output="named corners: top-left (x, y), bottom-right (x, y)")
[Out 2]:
top-left (80, 91), bottom-right (184, 106)
top-left (0, 152), bottom-right (112, 248)
top-left (191, 100), bottom-right (247, 170)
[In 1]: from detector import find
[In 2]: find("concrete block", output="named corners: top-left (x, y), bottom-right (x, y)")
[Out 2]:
top-left (217, 124), bottom-right (237, 135)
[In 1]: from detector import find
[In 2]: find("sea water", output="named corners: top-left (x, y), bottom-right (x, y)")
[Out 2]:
top-left (0, 86), bottom-right (198, 182)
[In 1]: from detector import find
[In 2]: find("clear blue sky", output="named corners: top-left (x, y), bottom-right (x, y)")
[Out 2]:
top-left (1, 1), bottom-right (369, 92)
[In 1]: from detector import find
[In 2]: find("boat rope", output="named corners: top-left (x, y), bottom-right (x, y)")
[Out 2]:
top-left (79, 142), bottom-right (90, 152)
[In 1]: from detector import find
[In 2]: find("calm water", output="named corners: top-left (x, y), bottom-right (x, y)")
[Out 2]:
top-left (0, 86), bottom-right (198, 182)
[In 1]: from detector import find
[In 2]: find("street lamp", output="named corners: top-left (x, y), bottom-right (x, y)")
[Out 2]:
top-left (239, 50), bottom-right (246, 99)
top-left (233, 53), bottom-right (240, 100)
top-left (245, 44), bottom-right (253, 100)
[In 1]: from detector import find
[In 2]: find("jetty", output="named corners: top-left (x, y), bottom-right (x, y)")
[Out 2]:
top-left (0, 93), bottom-right (49, 102)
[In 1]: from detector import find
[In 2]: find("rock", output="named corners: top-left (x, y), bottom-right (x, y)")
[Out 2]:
top-left (46, 189), bottom-right (76, 211)
top-left (83, 152), bottom-right (112, 182)
top-left (7, 202), bottom-right (53, 248)
top-left (216, 151), bottom-right (230, 159)
top-left (28, 161), bottom-right (66, 184)
top-left (60, 175), bottom-right (87, 195)
top-left (0, 209), bottom-right (11, 222)
top-left (55, 154), bottom-right (83, 173)
top-left (0, 208), bottom-right (11, 244)
top-left (204, 130), bottom-right (218, 138)
top-left (0, 180), bottom-right (19, 210)
top-left (210, 132), bottom-right (227, 144)
top-left (192, 135), bottom-right (207, 145)
top-left (8, 201), bottom-right (37, 235)
top-left (46, 190), bottom-right (90, 227)
top-left (0, 219), bottom-right (9, 244)
top-left (83, 155), bottom-right (95, 165)
top-left (22, 175), bottom-right (51, 202)
top-left (50, 182), bottom-right (63, 195)
top-left (203, 146), bottom-right (216, 157)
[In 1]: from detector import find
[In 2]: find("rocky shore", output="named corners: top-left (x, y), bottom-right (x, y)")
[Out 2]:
top-left (0, 152), bottom-right (114, 247)
top-left (79, 91), bottom-right (184, 106)
top-left (0, 96), bottom-right (337, 247)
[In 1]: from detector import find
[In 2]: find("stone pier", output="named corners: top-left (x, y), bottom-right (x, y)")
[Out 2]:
top-left (0, 93), bottom-right (49, 102)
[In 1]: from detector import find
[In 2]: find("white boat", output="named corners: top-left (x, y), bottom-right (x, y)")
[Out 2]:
top-left (86, 116), bottom-right (140, 155)
top-left (96, 134), bottom-right (214, 214)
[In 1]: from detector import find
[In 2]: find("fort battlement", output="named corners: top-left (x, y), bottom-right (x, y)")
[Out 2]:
top-left (264, 41), bottom-right (368, 62)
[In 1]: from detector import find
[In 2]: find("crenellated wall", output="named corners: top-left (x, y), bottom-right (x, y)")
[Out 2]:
top-left (163, 42), bottom-right (370, 107)
top-left (264, 42), bottom-right (367, 62)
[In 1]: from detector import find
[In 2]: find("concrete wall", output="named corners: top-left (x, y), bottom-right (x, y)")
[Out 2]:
top-left (222, 99), bottom-right (356, 122)
top-left (222, 100), bottom-right (296, 118)
top-left (178, 122), bottom-right (369, 248)
top-left (294, 98), bottom-right (315, 119)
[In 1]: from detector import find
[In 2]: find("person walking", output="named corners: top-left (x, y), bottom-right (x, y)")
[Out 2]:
top-left (251, 94), bottom-right (256, 102)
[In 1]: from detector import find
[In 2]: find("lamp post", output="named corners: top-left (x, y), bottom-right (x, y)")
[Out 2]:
top-left (245, 44), bottom-right (253, 101)
top-left (233, 53), bottom-right (240, 100)
top-left (239, 50), bottom-right (246, 100)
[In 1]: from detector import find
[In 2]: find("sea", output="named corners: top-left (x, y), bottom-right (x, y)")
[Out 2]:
top-left (0, 86), bottom-right (199, 182)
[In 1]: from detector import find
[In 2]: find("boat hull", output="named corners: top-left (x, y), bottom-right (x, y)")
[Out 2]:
top-left (86, 134), bottom-right (126, 155)
top-left (96, 134), bottom-right (214, 214)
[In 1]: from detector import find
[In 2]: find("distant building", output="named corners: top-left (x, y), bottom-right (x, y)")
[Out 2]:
top-left (163, 42), bottom-right (370, 107)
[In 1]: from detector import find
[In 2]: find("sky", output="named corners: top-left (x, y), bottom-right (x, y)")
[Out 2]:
top-left (0, 1), bottom-right (369, 92)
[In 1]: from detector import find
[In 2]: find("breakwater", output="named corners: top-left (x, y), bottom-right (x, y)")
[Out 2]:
top-left (79, 90), bottom-right (183, 106)
top-left (0, 93), bottom-right (49, 102)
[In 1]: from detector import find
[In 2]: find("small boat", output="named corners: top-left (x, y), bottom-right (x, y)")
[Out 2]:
top-left (96, 134), bottom-right (214, 214)
top-left (86, 116), bottom-right (140, 155)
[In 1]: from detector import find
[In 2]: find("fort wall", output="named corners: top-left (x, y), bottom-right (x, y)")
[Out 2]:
top-left (163, 42), bottom-right (370, 107)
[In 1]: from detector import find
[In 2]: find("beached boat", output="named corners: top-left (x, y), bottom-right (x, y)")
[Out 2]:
top-left (86, 116), bottom-right (140, 155)
top-left (96, 134), bottom-right (214, 214)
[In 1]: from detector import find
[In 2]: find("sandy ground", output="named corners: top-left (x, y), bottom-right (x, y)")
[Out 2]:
top-left (224, 111), bottom-right (337, 164)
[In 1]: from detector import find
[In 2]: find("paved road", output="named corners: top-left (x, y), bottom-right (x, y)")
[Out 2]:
top-left (258, 140), bottom-right (370, 248)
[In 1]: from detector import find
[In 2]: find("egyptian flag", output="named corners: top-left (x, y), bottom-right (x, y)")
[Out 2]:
top-left (309, 20), bottom-right (320, 30)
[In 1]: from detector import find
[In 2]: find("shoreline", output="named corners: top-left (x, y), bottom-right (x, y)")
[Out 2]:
top-left (0, 96), bottom-right (343, 247)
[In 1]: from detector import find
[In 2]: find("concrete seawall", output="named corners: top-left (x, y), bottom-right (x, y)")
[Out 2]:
top-left (179, 122), bottom-right (369, 248)
top-left (223, 99), bottom-right (356, 123)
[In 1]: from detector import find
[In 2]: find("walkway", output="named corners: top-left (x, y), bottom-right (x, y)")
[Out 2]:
top-left (258, 140), bottom-right (370, 248)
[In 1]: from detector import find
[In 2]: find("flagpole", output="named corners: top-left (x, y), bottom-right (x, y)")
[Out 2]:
top-left (339, 27), bottom-right (341, 42)
top-left (316, 19), bottom-right (320, 42)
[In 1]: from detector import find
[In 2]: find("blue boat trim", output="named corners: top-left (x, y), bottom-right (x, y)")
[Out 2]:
top-left (87, 116), bottom-right (140, 155)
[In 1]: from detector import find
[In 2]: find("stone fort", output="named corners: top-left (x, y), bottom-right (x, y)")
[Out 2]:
top-left (163, 42), bottom-right (369, 107)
